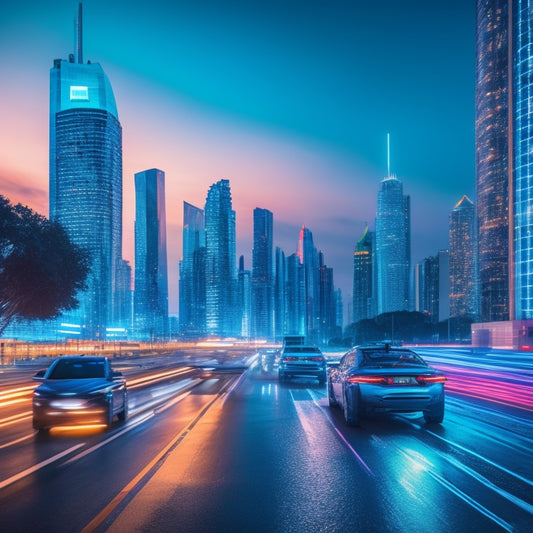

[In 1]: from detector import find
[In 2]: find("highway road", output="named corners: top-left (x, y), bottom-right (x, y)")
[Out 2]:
top-left (0, 347), bottom-right (531, 532)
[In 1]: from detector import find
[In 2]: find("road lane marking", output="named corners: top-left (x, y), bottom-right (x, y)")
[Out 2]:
top-left (0, 444), bottom-right (85, 491)
top-left (80, 375), bottom-right (240, 533)
top-left (0, 433), bottom-right (34, 450)
top-left (303, 389), bottom-right (374, 477)
top-left (0, 412), bottom-right (32, 429)
top-left (393, 444), bottom-right (513, 532)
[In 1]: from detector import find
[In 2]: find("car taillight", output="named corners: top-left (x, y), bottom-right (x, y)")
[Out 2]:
top-left (416, 375), bottom-right (446, 384)
top-left (308, 357), bottom-right (324, 361)
top-left (283, 357), bottom-right (298, 362)
top-left (346, 375), bottom-right (386, 384)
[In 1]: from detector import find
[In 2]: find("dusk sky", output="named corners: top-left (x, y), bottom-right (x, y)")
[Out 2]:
top-left (0, 0), bottom-right (476, 317)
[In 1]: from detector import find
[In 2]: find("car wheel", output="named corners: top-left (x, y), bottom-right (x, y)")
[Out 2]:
top-left (106, 396), bottom-right (114, 428)
top-left (424, 398), bottom-right (444, 424)
top-left (117, 390), bottom-right (128, 421)
top-left (343, 387), bottom-right (360, 426)
top-left (328, 378), bottom-right (338, 407)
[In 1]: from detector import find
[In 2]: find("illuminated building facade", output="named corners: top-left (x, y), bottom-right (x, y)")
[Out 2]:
top-left (375, 176), bottom-right (411, 314)
top-left (205, 179), bottom-right (237, 337)
top-left (49, 6), bottom-right (122, 340)
top-left (273, 247), bottom-right (287, 341)
top-left (134, 169), bottom-right (169, 340)
top-left (449, 195), bottom-right (478, 318)
top-left (475, 0), bottom-right (510, 322)
top-left (252, 208), bottom-right (274, 339)
top-left (352, 225), bottom-right (374, 323)
top-left (512, 0), bottom-right (533, 319)
top-left (179, 202), bottom-right (206, 336)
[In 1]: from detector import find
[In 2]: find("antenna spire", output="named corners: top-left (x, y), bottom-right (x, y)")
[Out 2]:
top-left (76, 3), bottom-right (83, 64)
top-left (387, 132), bottom-right (391, 177)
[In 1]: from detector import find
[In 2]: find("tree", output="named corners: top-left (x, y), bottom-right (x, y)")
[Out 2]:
top-left (0, 195), bottom-right (90, 335)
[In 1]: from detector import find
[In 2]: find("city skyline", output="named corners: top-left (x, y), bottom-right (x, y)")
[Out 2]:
top-left (0, 1), bottom-right (476, 315)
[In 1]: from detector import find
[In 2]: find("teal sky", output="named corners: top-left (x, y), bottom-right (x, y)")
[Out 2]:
top-left (0, 0), bottom-right (476, 316)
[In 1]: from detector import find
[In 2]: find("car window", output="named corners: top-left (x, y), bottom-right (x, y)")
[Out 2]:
top-left (340, 351), bottom-right (356, 369)
top-left (360, 350), bottom-right (426, 368)
top-left (49, 360), bottom-right (106, 379)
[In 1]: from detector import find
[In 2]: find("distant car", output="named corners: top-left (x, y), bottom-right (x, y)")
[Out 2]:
top-left (328, 343), bottom-right (445, 426)
top-left (32, 356), bottom-right (128, 431)
top-left (278, 345), bottom-right (327, 384)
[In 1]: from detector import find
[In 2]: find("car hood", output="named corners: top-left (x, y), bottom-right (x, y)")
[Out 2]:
top-left (35, 378), bottom-right (112, 396)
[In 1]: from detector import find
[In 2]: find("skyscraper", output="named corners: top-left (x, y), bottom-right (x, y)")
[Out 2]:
top-left (449, 195), bottom-right (478, 319)
top-left (475, 0), bottom-right (510, 322)
top-left (205, 179), bottom-right (237, 337)
top-left (273, 247), bottom-right (287, 341)
top-left (512, 0), bottom-right (533, 319)
top-left (49, 4), bottom-right (122, 340)
top-left (352, 225), bottom-right (374, 323)
top-left (252, 208), bottom-right (274, 339)
top-left (375, 176), bottom-right (410, 314)
top-left (285, 253), bottom-right (306, 336)
top-left (134, 169), bottom-right (169, 340)
top-left (179, 201), bottom-right (206, 336)
top-left (297, 225), bottom-right (320, 341)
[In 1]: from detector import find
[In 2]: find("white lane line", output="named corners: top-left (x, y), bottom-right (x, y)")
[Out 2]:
top-left (0, 433), bottom-right (34, 451)
top-left (63, 413), bottom-right (155, 466)
top-left (303, 389), bottom-right (374, 477)
top-left (0, 444), bottom-right (85, 491)
top-left (394, 445), bottom-right (513, 532)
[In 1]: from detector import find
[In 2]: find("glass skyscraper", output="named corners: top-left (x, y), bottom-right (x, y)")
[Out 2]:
top-left (252, 208), bottom-right (274, 340)
top-left (475, 0), bottom-right (510, 322)
top-left (49, 9), bottom-right (122, 340)
top-left (179, 201), bottom-right (206, 336)
top-left (512, 0), bottom-right (533, 319)
top-left (205, 179), bottom-right (237, 337)
top-left (352, 225), bottom-right (374, 323)
top-left (375, 176), bottom-right (411, 314)
top-left (134, 169), bottom-right (169, 340)
top-left (449, 195), bottom-right (478, 319)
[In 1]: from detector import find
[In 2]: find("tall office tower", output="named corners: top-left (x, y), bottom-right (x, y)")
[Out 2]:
top-left (512, 0), bottom-right (533, 319)
top-left (449, 196), bottom-right (478, 319)
top-left (297, 225), bottom-right (320, 341)
top-left (285, 253), bottom-right (306, 336)
top-left (179, 202), bottom-right (206, 336)
top-left (273, 247), bottom-right (287, 341)
top-left (252, 208), bottom-right (274, 339)
top-left (417, 256), bottom-right (440, 323)
top-left (318, 253), bottom-right (337, 344)
top-left (334, 288), bottom-right (343, 332)
top-left (49, 4), bottom-right (122, 340)
top-left (134, 169), bottom-right (169, 340)
top-left (352, 225), bottom-right (375, 323)
top-left (237, 256), bottom-right (252, 338)
top-left (475, 0), bottom-right (510, 322)
top-left (375, 176), bottom-right (411, 314)
top-left (115, 259), bottom-right (132, 333)
top-left (204, 179), bottom-right (237, 337)
top-left (438, 250), bottom-right (450, 323)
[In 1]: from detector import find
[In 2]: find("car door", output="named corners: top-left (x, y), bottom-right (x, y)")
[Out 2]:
top-left (332, 350), bottom-right (356, 403)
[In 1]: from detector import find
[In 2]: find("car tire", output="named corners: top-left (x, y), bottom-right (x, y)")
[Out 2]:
top-left (343, 387), bottom-right (360, 427)
top-left (328, 378), bottom-right (338, 407)
top-left (424, 398), bottom-right (444, 424)
top-left (117, 390), bottom-right (128, 422)
top-left (106, 396), bottom-right (114, 428)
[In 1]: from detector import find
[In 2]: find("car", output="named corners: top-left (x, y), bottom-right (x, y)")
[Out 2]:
top-left (278, 345), bottom-right (327, 384)
top-left (328, 343), bottom-right (445, 426)
top-left (32, 355), bottom-right (128, 431)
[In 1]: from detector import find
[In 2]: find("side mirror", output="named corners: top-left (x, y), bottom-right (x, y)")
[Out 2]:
top-left (33, 369), bottom-right (46, 381)
top-left (111, 370), bottom-right (123, 380)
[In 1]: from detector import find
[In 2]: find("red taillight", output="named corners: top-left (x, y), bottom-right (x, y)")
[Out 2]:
top-left (346, 375), bottom-right (385, 384)
top-left (282, 357), bottom-right (298, 362)
top-left (417, 375), bottom-right (446, 384)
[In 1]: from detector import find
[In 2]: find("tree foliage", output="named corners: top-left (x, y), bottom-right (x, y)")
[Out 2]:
top-left (0, 195), bottom-right (90, 335)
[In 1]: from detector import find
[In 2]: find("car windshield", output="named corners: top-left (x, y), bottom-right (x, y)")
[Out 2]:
top-left (360, 350), bottom-right (426, 368)
top-left (49, 359), bottom-right (106, 379)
